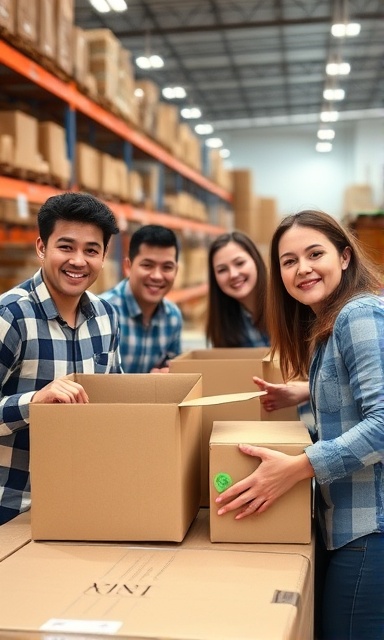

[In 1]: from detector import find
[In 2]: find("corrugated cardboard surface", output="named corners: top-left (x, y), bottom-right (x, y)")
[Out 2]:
top-left (0, 540), bottom-right (312, 640)
top-left (170, 348), bottom-right (298, 506)
top-left (0, 511), bottom-right (31, 562)
top-left (210, 421), bottom-right (313, 544)
top-left (30, 374), bottom-right (203, 543)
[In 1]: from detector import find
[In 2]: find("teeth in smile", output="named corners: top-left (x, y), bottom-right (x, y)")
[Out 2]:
top-left (66, 272), bottom-right (85, 279)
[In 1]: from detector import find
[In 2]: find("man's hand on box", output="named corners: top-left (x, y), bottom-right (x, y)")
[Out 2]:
top-left (150, 367), bottom-right (169, 374)
top-left (215, 445), bottom-right (313, 520)
top-left (31, 377), bottom-right (89, 404)
top-left (253, 377), bottom-right (310, 411)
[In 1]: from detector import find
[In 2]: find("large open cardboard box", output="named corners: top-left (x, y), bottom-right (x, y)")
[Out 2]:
top-left (0, 511), bottom-right (31, 562)
top-left (169, 348), bottom-right (299, 506)
top-left (210, 421), bottom-right (313, 544)
top-left (0, 539), bottom-right (313, 639)
top-left (30, 373), bottom-right (204, 543)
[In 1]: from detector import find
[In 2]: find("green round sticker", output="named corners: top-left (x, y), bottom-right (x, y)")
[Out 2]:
top-left (213, 472), bottom-right (233, 493)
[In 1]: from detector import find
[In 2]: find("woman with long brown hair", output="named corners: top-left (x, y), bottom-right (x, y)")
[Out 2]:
top-left (215, 210), bottom-right (384, 639)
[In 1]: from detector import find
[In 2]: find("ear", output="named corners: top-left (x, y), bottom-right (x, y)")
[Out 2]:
top-left (123, 257), bottom-right (131, 278)
top-left (341, 246), bottom-right (352, 270)
top-left (36, 237), bottom-right (45, 260)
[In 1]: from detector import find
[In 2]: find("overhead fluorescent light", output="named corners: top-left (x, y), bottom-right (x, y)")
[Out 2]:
top-left (323, 88), bottom-right (345, 101)
top-left (317, 129), bottom-right (335, 140)
top-left (331, 22), bottom-right (361, 37)
top-left (136, 55), bottom-right (164, 69)
top-left (220, 148), bottom-right (231, 158)
top-left (89, 0), bottom-right (127, 11)
top-left (181, 107), bottom-right (201, 119)
top-left (89, 0), bottom-right (111, 12)
top-left (326, 61), bottom-right (351, 76)
top-left (316, 142), bottom-right (332, 152)
top-left (205, 137), bottom-right (223, 148)
top-left (162, 86), bottom-right (186, 99)
top-left (320, 110), bottom-right (339, 123)
top-left (195, 124), bottom-right (214, 135)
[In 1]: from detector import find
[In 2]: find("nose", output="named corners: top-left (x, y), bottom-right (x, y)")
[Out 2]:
top-left (296, 259), bottom-right (312, 276)
top-left (149, 265), bottom-right (163, 280)
top-left (228, 265), bottom-right (240, 278)
top-left (69, 251), bottom-right (87, 267)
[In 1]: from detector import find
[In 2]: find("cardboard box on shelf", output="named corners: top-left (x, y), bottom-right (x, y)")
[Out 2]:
top-left (76, 142), bottom-right (101, 191)
top-left (0, 539), bottom-right (313, 640)
top-left (209, 421), bottom-right (312, 544)
top-left (55, 0), bottom-right (74, 75)
top-left (0, 0), bottom-right (14, 32)
top-left (30, 373), bottom-right (203, 543)
top-left (38, 121), bottom-right (71, 184)
top-left (15, 0), bottom-right (37, 43)
top-left (0, 110), bottom-right (40, 173)
top-left (37, 0), bottom-right (55, 59)
top-left (170, 348), bottom-right (299, 506)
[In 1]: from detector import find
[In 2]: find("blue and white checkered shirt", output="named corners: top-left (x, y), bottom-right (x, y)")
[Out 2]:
top-left (306, 294), bottom-right (384, 550)
top-left (0, 269), bottom-right (122, 524)
top-left (240, 307), bottom-right (270, 348)
top-left (101, 279), bottom-right (182, 373)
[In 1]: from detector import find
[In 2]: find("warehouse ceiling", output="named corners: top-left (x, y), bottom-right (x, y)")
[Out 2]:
top-left (74, 0), bottom-right (384, 132)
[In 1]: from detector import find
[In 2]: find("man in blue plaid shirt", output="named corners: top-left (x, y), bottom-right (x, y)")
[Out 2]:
top-left (0, 192), bottom-right (122, 525)
top-left (101, 224), bottom-right (182, 373)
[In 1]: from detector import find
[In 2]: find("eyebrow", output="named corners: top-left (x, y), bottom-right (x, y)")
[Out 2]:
top-left (56, 236), bottom-right (103, 249)
top-left (279, 243), bottom-right (324, 259)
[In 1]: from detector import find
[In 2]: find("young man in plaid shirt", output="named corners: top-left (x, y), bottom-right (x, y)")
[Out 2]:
top-left (0, 192), bottom-right (122, 525)
top-left (101, 224), bottom-right (182, 373)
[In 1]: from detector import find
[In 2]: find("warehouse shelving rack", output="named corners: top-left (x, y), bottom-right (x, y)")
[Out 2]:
top-left (0, 39), bottom-right (233, 301)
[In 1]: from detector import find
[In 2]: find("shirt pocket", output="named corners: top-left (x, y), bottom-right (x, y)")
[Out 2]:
top-left (93, 351), bottom-right (114, 373)
top-left (316, 364), bottom-right (341, 413)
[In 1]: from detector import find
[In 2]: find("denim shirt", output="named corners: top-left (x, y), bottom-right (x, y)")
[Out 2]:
top-left (305, 294), bottom-right (384, 550)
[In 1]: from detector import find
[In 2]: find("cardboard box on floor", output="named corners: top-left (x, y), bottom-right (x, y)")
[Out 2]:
top-left (0, 539), bottom-right (313, 640)
top-left (29, 374), bottom-right (259, 544)
top-left (210, 421), bottom-right (312, 544)
top-left (169, 348), bottom-right (299, 506)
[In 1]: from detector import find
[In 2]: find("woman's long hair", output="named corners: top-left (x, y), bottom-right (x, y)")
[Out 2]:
top-left (206, 231), bottom-right (268, 347)
top-left (268, 210), bottom-right (382, 380)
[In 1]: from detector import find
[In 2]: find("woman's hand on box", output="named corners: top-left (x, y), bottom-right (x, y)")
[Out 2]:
top-left (215, 445), bottom-right (314, 519)
top-left (253, 377), bottom-right (310, 411)
top-left (31, 376), bottom-right (89, 404)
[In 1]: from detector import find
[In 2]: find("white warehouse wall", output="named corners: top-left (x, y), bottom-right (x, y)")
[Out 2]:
top-left (222, 119), bottom-right (383, 220)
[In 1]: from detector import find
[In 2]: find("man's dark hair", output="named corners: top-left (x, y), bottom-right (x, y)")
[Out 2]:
top-left (129, 224), bottom-right (179, 262)
top-left (38, 192), bottom-right (119, 251)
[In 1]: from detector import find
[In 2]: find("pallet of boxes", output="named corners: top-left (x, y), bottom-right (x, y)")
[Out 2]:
top-left (0, 355), bottom-right (314, 639)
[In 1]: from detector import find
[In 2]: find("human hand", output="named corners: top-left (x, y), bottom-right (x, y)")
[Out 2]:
top-left (150, 367), bottom-right (169, 374)
top-left (215, 445), bottom-right (313, 519)
top-left (253, 377), bottom-right (310, 411)
top-left (31, 376), bottom-right (89, 404)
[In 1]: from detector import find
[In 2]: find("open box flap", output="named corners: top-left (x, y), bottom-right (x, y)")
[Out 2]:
top-left (179, 390), bottom-right (267, 407)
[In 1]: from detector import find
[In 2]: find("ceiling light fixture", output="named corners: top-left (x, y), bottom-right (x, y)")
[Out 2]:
top-left (89, 0), bottom-right (127, 12)
top-left (195, 124), bottom-right (214, 135)
top-left (135, 32), bottom-right (164, 70)
top-left (331, 0), bottom-right (361, 37)
top-left (181, 107), bottom-right (201, 119)
top-left (205, 137), bottom-right (223, 149)
top-left (326, 60), bottom-right (351, 76)
top-left (220, 149), bottom-right (231, 159)
top-left (162, 87), bottom-right (187, 100)
top-left (316, 142), bottom-right (333, 152)
top-left (323, 88), bottom-right (345, 101)
top-left (320, 109), bottom-right (339, 123)
top-left (317, 129), bottom-right (336, 140)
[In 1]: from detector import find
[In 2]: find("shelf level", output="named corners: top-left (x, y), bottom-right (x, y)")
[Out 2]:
top-left (0, 177), bottom-right (228, 236)
top-left (0, 40), bottom-right (232, 203)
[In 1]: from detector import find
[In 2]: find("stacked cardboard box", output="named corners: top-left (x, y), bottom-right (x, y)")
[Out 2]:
top-left (0, 110), bottom-right (48, 175)
top-left (0, 0), bottom-right (14, 32)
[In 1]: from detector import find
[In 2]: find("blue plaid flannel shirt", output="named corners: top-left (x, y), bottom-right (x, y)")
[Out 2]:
top-left (0, 270), bottom-right (121, 524)
top-left (306, 294), bottom-right (384, 550)
top-left (101, 279), bottom-right (182, 373)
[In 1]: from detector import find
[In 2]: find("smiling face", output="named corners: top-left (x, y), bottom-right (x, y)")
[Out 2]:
top-left (212, 241), bottom-right (258, 307)
top-left (36, 219), bottom-right (105, 309)
top-left (278, 225), bottom-right (351, 314)
top-left (125, 243), bottom-right (178, 319)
